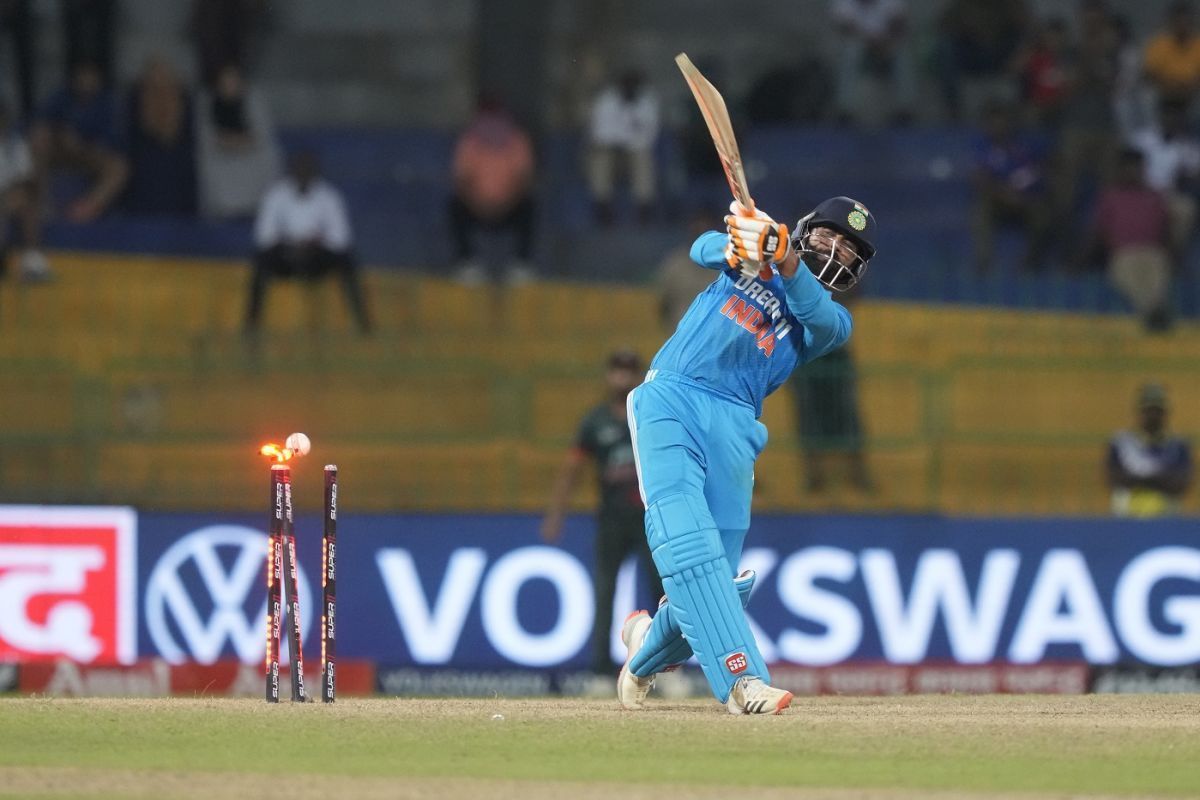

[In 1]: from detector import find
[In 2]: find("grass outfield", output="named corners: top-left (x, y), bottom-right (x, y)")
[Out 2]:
top-left (0, 695), bottom-right (1198, 799)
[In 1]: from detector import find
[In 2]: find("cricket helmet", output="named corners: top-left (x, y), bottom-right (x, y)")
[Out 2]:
top-left (790, 196), bottom-right (877, 292)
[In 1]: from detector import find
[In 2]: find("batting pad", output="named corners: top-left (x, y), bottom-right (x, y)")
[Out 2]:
top-left (642, 493), bottom-right (768, 701)
top-left (631, 569), bottom-right (755, 677)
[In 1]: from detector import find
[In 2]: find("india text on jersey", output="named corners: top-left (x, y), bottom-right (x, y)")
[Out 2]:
top-left (718, 273), bottom-right (793, 357)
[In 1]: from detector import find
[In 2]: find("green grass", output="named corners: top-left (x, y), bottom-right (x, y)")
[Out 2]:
top-left (1, 695), bottom-right (1199, 798)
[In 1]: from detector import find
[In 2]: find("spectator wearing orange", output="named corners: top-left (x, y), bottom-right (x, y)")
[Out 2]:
top-left (1144, 1), bottom-right (1200, 107)
top-left (122, 55), bottom-right (196, 216)
top-left (448, 94), bottom-right (536, 285)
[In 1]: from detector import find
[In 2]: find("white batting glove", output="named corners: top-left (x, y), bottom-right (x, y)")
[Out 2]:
top-left (723, 202), bottom-right (792, 277)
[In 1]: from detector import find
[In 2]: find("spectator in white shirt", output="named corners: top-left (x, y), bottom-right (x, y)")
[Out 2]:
top-left (245, 151), bottom-right (371, 334)
top-left (1128, 99), bottom-right (1200, 255)
top-left (831, 0), bottom-right (916, 126)
top-left (586, 70), bottom-right (660, 225)
top-left (0, 101), bottom-right (49, 282)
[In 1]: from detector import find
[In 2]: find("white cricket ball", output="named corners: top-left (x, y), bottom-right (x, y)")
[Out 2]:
top-left (491, 714), bottom-right (504, 721)
top-left (285, 432), bottom-right (311, 456)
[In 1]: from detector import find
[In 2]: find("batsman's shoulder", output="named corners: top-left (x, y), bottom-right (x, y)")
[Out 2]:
top-left (689, 230), bottom-right (730, 269)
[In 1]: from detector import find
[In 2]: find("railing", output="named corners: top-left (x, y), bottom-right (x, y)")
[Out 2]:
top-left (0, 252), bottom-right (1195, 515)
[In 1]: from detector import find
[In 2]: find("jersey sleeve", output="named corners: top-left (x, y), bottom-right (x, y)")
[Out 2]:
top-left (689, 231), bottom-right (733, 271)
top-left (781, 265), bottom-right (853, 360)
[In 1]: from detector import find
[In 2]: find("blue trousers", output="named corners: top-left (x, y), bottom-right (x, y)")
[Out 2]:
top-left (626, 371), bottom-right (770, 701)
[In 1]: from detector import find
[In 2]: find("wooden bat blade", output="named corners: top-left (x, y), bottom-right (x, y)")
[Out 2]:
top-left (675, 52), bottom-right (754, 212)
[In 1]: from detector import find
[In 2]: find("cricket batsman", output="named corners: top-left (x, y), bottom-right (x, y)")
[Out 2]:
top-left (619, 196), bottom-right (877, 714)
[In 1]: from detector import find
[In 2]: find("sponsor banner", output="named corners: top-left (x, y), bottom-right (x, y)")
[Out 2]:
top-left (1091, 666), bottom-right (1200, 694)
top-left (17, 658), bottom-right (374, 697)
top-left (772, 662), bottom-right (1090, 696)
top-left (375, 663), bottom-right (1089, 697)
top-left (0, 506), bottom-right (137, 664)
top-left (138, 514), bottom-right (316, 666)
top-left (137, 513), bottom-right (659, 669)
top-left (135, 513), bottom-right (1200, 670)
top-left (377, 667), bottom-right (553, 698)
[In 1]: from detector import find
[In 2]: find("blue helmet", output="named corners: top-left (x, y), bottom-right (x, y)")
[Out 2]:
top-left (790, 196), bottom-right (877, 291)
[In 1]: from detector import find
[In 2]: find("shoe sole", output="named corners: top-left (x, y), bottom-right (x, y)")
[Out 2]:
top-left (730, 689), bottom-right (795, 715)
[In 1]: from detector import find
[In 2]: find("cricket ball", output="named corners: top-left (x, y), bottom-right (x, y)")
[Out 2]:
top-left (285, 432), bottom-right (312, 457)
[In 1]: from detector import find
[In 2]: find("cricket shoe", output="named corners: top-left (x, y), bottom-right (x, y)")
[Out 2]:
top-left (726, 676), bottom-right (793, 715)
top-left (617, 610), bottom-right (654, 710)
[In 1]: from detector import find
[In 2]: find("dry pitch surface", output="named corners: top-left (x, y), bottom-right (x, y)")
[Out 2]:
top-left (1, 695), bottom-right (1198, 799)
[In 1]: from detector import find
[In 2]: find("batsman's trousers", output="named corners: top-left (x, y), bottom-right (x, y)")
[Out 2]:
top-left (626, 370), bottom-right (769, 701)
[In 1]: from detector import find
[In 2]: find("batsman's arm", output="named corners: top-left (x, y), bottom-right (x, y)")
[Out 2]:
top-left (782, 266), bottom-right (853, 359)
top-left (689, 231), bottom-right (737, 271)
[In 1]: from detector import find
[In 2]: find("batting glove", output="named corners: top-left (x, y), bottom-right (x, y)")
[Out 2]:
top-left (724, 202), bottom-right (792, 277)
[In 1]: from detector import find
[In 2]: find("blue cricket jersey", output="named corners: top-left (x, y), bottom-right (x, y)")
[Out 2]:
top-left (649, 231), bottom-right (853, 417)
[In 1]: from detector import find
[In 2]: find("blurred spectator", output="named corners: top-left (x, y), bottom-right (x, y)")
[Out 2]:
top-left (935, 0), bottom-right (1029, 121)
top-left (190, 0), bottom-right (269, 88)
top-left (62, 0), bottom-right (115, 86)
top-left (1080, 147), bottom-right (1173, 331)
top-left (30, 61), bottom-right (128, 223)
top-left (1128, 99), bottom-right (1200, 255)
top-left (196, 63), bottom-right (280, 218)
top-left (830, 0), bottom-right (915, 126)
top-left (245, 151), bottom-right (371, 335)
top-left (746, 60), bottom-right (832, 125)
top-left (541, 349), bottom-right (662, 678)
top-left (1143, 1), bottom-right (1200, 109)
top-left (0, 1), bottom-right (37, 122)
top-left (1107, 383), bottom-right (1193, 517)
top-left (122, 55), bottom-right (196, 216)
top-left (656, 210), bottom-right (717, 330)
top-left (448, 94), bottom-right (536, 285)
top-left (971, 101), bottom-right (1053, 273)
top-left (1050, 0), bottom-right (1120, 229)
top-left (788, 286), bottom-right (871, 494)
top-left (1113, 14), bottom-right (1155, 137)
top-left (586, 70), bottom-right (660, 225)
top-left (1011, 16), bottom-right (1071, 130)
top-left (0, 101), bottom-right (48, 281)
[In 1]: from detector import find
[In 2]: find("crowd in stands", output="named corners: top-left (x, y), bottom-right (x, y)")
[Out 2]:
top-left (0, 0), bottom-right (1191, 514)
top-left (3, 0), bottom-right (1200, 333)
top-left (0, 0), bottom-right (294, 318)
top-left (954, 0), bottom-right (1200, 331)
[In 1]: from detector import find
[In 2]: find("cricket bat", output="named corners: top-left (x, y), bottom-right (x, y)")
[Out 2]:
top-left (675, 52), bottom-right (755, 215)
